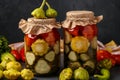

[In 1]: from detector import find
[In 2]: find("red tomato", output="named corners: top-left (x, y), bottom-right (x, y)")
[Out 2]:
top-left (52, 28), bottom-right (60, 41)
top-left (110, 58), bottom-right (116, 66)
top-left (11, 50), bottom-right (21, 61)
top-left (67, 26), bottom-right (84, 36)
top-left (97, 50), bottom-right (116, 66)
top-left (20, 47), bottom-right (25, 62)
top-left (112, 55), bottom-right (120, 65)
top-left (24, 34), bottom-right (37, 47)
top-left (97, 50), bottom-right (112, 62)
top-left (82, 25), bottom-right (98, 40)
top-left (39, 28), bottom-right (60, 46)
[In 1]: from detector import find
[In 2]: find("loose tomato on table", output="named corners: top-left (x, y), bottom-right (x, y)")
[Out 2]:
top-left (112, 55), bottom-right (120, 65)
top-left (97, 50), bottom-right (116, 66)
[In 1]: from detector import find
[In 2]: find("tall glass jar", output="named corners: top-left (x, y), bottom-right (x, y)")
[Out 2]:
top-left (62, 11), bottom-right (103, 75)
top-left (19, 18), bottom-right (61, 76)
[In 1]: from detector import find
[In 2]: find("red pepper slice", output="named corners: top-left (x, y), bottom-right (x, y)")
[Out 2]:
top-left (97, 50), bottom-right (116, 66)
top-left (24, 34), bottom-right (37, 47)
top-left (20, 47), bottom-right (25, 62)
top-left (11, 50), bottom-right (21, 61)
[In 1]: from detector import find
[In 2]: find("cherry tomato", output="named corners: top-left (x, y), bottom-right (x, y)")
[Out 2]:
top-left (110, 58), bottom-right (116, 66)
top-left (82, 25), bottom-right (98, 40)
top-left (24, 34), bottom-right (37, 47)
top-left (11, 50), bottom-right (21, 61)
top-left (97, 50), bottom-right (116, 66)
top-left (97, 50), bottom-right (112, 61)
top-left (39, 28), bottom-right (60, 46)
top-left (112, 55), bottom-right (120, 65)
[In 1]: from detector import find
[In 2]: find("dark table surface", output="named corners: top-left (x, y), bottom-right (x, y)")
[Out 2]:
top-left (33, 66), bottom-right (120, 80)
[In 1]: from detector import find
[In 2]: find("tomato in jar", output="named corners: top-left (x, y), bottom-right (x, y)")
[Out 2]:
top-left (62, 11), bottom-right (103, 75)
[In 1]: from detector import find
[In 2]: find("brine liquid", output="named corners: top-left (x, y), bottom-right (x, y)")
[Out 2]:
top-left (64, 25), bottom-right (98, 75)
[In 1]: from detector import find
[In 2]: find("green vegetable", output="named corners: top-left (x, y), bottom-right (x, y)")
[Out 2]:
top-left (0, 64), bottom-right (4, 71)
top-left (21, 69), bottom-right (34, 80)
top-left (1, 52), bottom-right (15, 61)
top-left (65, 30), bottom-right (72, 44)
top-left (70, 36), bottom-right (89, 53)
top-left (74, 67), bottom-right (89, 80)
top-left (83, 60), bottom-right (95, 74)
top-left (68, 61), bottom-right (81, 71)
top-left (31, 0), bottom-right (46, 19)
top-left (59, 68), bottom-right (73, 80)
top-left (94, 68), bottom-right (110, 80)
top-left (6, 61), bottom-right (22, 71)
top-left (53, 41), bottom-right (60, 54)
top-left (0, 59), bottom-right (10, 69)
top-left (80, 53), bottom-right (90, 62)
top-left (68, 51), bottom-right (77, 61)
top-left (34, 59), bottom-right (51, 74)
top-left (45, 51), bottom-right (55, 62)
top-left (83, 60), bottom-right (95, 69)
top-left (0, 70), bottom-right (3, 79)
top-left (31, 39), bottom-right (49, 56)
top-left (3, 69), bottom-right (21, 80)
top-left (26, 52), bottom-right (35, 65)
top-left (91, 36), bottom-right (97, 49)
top-left (97, 59), bottom-right (112, 70)
top-left (45, 2), bottom-right (57, 18)
top-left (0, 35), bottom-right (11, 55)
top-left (65, 45), bottom-right (70, 54)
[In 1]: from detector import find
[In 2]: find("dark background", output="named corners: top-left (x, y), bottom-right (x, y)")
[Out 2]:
top-left (0, 0), bottom-right (120, 44)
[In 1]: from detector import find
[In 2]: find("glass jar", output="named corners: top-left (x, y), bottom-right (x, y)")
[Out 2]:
top-left (19, 18), bottom-right (61, 76)
top-left (62, 11), bottom-right (103, 75)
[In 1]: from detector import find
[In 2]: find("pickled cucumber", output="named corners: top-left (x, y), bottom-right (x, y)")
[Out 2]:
top-left (65, 45), bottom-right (70, 54)
top-left (53, 41), bottom-right (60, 54)
top-left (80, 53), bottom-right (90, 62)
top-left (83, 60), bottom-right (95, 74)
top-left (65, 30), bottom-right (72, 44)
top-left (91, 36), bottom-right (97, 49)
top-left (45, 51), bottom-right (55, 62)
top-left (68, 51), bottom-right (77, 61)
top-left (34, 59), bottom-right (51, 74)
top-left (26, 52), bottom-right (35, 65)
top-left (68, 61), bottom-right (81, 70)
top-left (83, 60), bottom-right (95, 69)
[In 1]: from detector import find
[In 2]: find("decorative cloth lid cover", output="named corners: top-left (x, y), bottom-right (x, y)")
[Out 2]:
top-left (19, 17), bottom-right (60, 35)
top-left (62, 11), bottom-right (103, 29)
